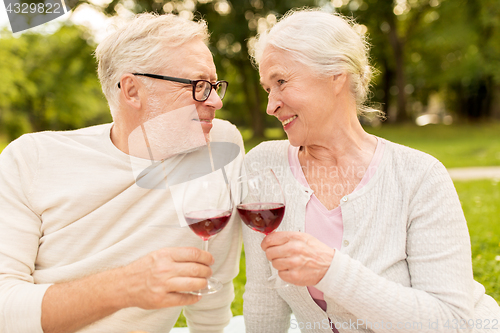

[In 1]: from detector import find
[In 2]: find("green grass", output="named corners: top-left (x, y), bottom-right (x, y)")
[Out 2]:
top-left (454, 179), bottom-right (500, 303)
top-left (364, 123), bottom-right (500, 168)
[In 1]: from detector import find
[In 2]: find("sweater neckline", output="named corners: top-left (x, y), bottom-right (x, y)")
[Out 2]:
top-left (102, 123), bottom-right (189, 168)
top-left (288, 137), bottom-right (385, 213)
top-left (282, 136), bottom-right (390, 204)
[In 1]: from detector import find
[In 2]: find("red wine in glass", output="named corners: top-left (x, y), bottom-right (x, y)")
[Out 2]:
top-left (183, 173), bottom-right (233, 295)
top-left (237, 203), bottom-right (285, 235)
top-left (185, 209), bottom-right (232, 241)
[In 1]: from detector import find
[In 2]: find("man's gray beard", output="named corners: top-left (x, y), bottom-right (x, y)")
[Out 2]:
top-left (130, 95), bottom-right (207, 160)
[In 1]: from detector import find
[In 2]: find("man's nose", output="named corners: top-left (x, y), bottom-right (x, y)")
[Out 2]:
top-left (205, 87), bottom-right (223, 109)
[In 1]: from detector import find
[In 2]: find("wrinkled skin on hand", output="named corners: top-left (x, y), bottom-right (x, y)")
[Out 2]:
top-left (122, 247), bottom-right (214, 309)
top-left (261, 231), bottom-right (335, 286)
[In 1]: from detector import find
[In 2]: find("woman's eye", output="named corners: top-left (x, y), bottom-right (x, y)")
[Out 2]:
top-left (278, 79), bottom-right (286, 85)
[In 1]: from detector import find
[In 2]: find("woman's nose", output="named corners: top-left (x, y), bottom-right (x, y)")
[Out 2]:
top-left (266, 92), bottom-right (282, 115)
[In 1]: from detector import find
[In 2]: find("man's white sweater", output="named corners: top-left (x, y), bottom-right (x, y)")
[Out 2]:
top-left (0, 119), bottom-right (244, 333)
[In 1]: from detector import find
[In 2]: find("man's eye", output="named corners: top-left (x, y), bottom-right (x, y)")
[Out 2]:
top-left (277, 79), bottom-right (286, 85)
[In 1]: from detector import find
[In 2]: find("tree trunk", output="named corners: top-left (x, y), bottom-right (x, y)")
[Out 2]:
top-left (237, 60), bottom-right (264, 138)
top-left (381, 57), bottom-right (393, 119)
top-left (386, 15), bottom-right (409, 123)
top-left (489, 83), bottom-right (500, 120)
top-left (250, 70), bottom-right (264, 138)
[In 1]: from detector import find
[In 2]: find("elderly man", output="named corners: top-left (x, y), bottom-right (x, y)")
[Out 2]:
top-left (0, 13), bottom-right (244, 333)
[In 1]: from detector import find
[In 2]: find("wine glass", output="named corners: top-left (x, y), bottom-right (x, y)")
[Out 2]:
top-left (236, 167), bottom-right (288, 288)
top-left (182, 172), bottom-right (233, 295)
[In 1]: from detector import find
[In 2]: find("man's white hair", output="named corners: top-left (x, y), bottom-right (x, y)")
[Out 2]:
top-left (95, 13), bottom-right (209, 119)
top-left (253, 9), bottom-right (376, 114)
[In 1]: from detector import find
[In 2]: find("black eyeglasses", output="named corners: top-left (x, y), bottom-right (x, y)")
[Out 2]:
top-left (118, 73), bottom-right (228, 102)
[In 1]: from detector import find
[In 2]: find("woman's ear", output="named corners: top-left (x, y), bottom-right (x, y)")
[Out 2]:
top-left (332, 73), bottom-right (348, 96)
top-left (119, 74), bottom-right (143, 110)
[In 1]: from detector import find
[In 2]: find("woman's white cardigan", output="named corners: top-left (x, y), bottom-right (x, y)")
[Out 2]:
top-left (242, 139), bottom-right (500, 333)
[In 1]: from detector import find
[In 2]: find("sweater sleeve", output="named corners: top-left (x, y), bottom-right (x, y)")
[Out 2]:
top-left (316, 161), bottom-right (475, 333)
top-left (0, 136), bottom-right (52, 333)
top-left (242, 225), bottom-right (293, 333)
top-left (183, 280), bottom-right (235, 333)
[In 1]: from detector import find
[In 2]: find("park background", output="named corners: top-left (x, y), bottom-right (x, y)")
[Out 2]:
top-left (0, 0), bottom-right (499, 327)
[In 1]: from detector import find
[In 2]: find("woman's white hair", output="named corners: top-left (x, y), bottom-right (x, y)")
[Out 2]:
top-left (95, 13), bottom-right (209, 118)
top-left (253, 8), bottom-right (377, 115)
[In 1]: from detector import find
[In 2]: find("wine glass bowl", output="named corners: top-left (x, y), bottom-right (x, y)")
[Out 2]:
top-left (237, 203), bottom-right (285, 235)
top-left (236, 168), bottom-right (288, 288)
top-left (185, 209), bottom-right (232, 241)
top-left (182, 172), bottom-right (233, 295)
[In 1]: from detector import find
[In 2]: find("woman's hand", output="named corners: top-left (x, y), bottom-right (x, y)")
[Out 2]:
top-left (261, 232), bottom-right (335, 286)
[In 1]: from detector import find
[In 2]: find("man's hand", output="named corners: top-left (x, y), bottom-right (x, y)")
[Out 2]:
top-left (41, 247), bottom-right (214, 333)
top-left (121, 247), bottom-right (214, 309)
top-left (261, 232), bottom-right (334, 286)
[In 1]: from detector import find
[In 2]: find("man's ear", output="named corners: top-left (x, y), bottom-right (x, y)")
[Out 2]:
top-left (332, 73), bottom-right (348, 96)
top-left (119, 74), bottom-right (143, 110)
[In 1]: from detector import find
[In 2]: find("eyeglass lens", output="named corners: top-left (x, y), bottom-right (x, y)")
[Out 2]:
top-left (194, 81), bottom-right (227, 102)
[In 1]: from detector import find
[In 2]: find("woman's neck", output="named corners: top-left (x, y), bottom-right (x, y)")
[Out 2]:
top-left (299, 113), bottom-right (376, 167)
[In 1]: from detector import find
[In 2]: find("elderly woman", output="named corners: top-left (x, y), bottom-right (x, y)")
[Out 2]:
top-left (242, 9), bottom-right (500, 333)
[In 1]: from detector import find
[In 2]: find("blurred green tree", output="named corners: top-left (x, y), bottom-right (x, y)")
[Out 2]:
top-left (0, 25), bottom-right (111, 140)
top-left (2, 0), bottom-right (499, 142)
top-left (407, 0), bottom-right (500, 120)
top-left (92, 0), bottom-right (499, 126)
top-left (334, 0), bottom-right (500, 122)
top-left (339, 0), bottom-right (438, 122)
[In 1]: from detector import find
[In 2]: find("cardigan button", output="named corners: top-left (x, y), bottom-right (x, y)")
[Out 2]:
top-left (343, 240), bottom-right (350, 247)
top-left (341, 196), bottom-right (348, 202)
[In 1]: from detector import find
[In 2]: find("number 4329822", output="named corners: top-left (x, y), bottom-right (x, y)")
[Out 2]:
top-left (443, 319), bottom-right (498, 330)
top-left (5, 2), bottom-right (62, 14)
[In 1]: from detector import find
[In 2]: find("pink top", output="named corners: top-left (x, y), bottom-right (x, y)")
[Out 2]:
top-left (288, 138), bottom-right (385, 311)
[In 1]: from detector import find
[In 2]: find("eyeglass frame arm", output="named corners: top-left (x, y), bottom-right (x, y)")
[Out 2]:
top-left (117, 73), bottom-right (191, 89)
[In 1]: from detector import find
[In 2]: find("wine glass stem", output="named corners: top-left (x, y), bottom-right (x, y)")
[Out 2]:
top-left (202, 240), bottom-right (211, 290)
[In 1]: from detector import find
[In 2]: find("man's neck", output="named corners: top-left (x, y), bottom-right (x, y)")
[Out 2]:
top-left (110, 122), bottom-right (130, 155)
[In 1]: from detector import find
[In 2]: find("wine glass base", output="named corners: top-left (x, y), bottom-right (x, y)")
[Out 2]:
top-left (187, 278), bottom-right (223, 296)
